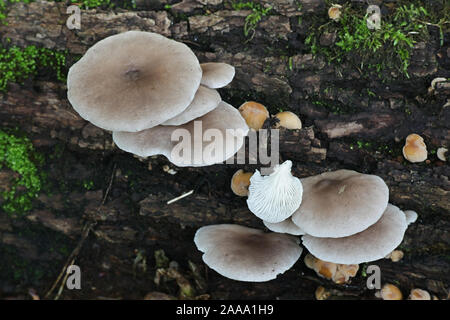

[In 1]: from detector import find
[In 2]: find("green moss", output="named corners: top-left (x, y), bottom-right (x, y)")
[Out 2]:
top-left (305, 2), bottom-right (448, 78)
top-left (0, 129), bottom-right (44, 215)
top-left (231, 1), bottom-right (272, 38)
top-left (0, 44), bottom-right (67, 91)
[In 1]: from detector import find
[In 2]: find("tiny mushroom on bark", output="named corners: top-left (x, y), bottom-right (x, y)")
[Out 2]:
top-left (200, 62), bottom-right (235, 89)
top-left (274, 111), bottom-right (302, 129)
top-left (437, 147), bottom-right (447, 161)
top-left (67, 31), bottom-right (202, 132)
top-left (238, 101), bottom-right (270, 131)
top-left (302, 204), bottom-right (408, 264)
top-left (194, 224), bottom-right (302, 282)
top-left (304, 253), bottom-right (359, 284)
top-left (328, 4), bottom-right (342, 21)
top-left (162, 86), bottom-right (221, 126)
top-left (402, 134), bottom-right (428, 163)
top-left (409, 288), bottom-right (431, 300)
top-left (377, 284), bottom-right (403, 300)
top-left (247, 160), bottom-right (303, 223)
top-left (291, 169), bottom-right (389, 238)
top-left (231, 169), bottom-right (253, 197)
top-left (113, 102), bottom-right (248, 167)
top-left (385, 250), bottom-right (404, 262)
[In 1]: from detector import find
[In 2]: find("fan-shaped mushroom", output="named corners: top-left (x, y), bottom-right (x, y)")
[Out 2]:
top-left (194, 224), bottom-right (302, 282)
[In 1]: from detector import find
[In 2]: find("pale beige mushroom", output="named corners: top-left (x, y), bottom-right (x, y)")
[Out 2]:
top-left (437, 147), bottom-right (447, 161)
top-left (291, 170), bottom-right (389, 238)
top-left (194, 224), bottom-right (302, 282)
top-left (200, 62), bottom-right (235, 89)
top-left (67, 31), bottom-right (202, 132)
top-left (302, 204), bottom-right (408, 264)
top-left (162, 86), bottom-right (221, 126)
top-left (113, 102), bottom-right (248, 167)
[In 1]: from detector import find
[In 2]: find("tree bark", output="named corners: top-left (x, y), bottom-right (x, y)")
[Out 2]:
top-left (0, 0), bottom-right (448, 300)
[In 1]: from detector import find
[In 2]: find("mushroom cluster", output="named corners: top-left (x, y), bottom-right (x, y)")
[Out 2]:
top-left (67, 30), bottom-right (248, 167)
top-left (198, 163), bottom-right (417, 283)
top-left (246, 167), bottom-right (415, 266)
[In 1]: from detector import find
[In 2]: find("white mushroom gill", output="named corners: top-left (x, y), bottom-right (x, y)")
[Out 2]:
top-left (247, 160), bottom-right (303, 223)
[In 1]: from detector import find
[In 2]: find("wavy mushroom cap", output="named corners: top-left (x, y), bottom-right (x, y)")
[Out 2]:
top-left (302, 204), bottom-right (408, 265)
top-left (194, 224), bottom-right (302, 282)
top-left (263, 218), bottom-right (305, 236)
top-left (291, 169), bottom-right (389, 238)
top-left (162, 86), bottom-right (221, 126)
top-left (200, 62), bottom-right (235, 89)
top-left (247, 160), bottom-right (303, 223)
top-left (113, 101), bottom-right (248, 167)
top-left (67, 31), bottom-right (202, 132)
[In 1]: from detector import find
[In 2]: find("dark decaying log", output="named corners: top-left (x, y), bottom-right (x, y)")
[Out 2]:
top-left (0, 0), bottom-right (449, 299)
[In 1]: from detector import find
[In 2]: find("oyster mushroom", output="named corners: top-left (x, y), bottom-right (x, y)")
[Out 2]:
top-left (67, 31), bottom-right (202, 132)
top-left (291, 169), bottom-right (389, 238)
top-left (194, 224), bottom-right (302, 282)
top-left (113, 102), bottom-right (248, 167)
top-left (302, 204), bottom-right (408, 264)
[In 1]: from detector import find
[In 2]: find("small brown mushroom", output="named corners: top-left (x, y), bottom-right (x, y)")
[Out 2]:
top-left (385, 250), bottom-right (404, 262)
top-left (304, 253), bottom-right (359, 284)
top-left (230, 169), bottom-right (253, 197)
top-left (328, 4), bottom-right (342, 21)
top-left (377, 284), bottom-right (403, 300)
top-left (274, 111), bottom-right (302, 129)
top-left (408, 288), bottom-right (431, 300)
top-left (238, 101), bottom-right (270, 131)
top-left (402, 134), bottom-right (428, 163)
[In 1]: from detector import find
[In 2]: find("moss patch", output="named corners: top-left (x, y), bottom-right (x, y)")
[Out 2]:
top-left (0, 44), bottom-right (67, 91)
top-left (0, 129), bottom-right (44, 215)
top-left (304, 1), bottom-right (449, 78)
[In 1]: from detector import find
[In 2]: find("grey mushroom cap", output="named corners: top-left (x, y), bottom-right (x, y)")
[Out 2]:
top-left (263, 218), bottom-right (306, 236)
top-left (113, 101), bottom-right (248, 167)
top-left (194, 224), bottom-right (303, 282)
top-left (200, 62), bottom-right (235, 89)
top-left (302, 204), bottom-right (408, 265)
top-left (162, 86), bottom-right (221, 126)
top-left (291, 170), bottom-right (389, 238)
top-left (67, 31), bottom-right (202, 132)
